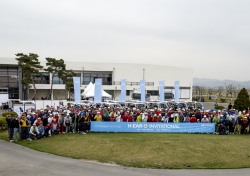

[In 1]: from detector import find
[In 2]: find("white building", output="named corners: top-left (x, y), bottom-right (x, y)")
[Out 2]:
top-left (0, 57), bottom-right (193, 101)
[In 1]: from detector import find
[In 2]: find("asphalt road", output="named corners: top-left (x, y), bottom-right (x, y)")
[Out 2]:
top-left (0, 140), bottom-right (249, 176)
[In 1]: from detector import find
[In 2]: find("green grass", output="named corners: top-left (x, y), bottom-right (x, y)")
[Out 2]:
top-left (0, 130), bottom-right (250, 169)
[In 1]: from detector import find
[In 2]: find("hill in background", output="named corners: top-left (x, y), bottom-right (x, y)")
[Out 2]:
top-left (193, 78), bottom-right (250, 88)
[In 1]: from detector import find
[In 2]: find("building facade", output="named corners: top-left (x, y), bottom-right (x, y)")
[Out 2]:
top-left (0, 58), bottom-right (193, 101)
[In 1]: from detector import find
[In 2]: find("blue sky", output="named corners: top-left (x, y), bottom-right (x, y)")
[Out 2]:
top-left (0, 0), bottom-right (250, 81)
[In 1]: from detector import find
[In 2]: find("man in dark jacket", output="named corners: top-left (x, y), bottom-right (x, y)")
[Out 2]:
top-left (6, 115), bottom-right (14, 142)
top-left (13, 115), bottom-right (20, 141)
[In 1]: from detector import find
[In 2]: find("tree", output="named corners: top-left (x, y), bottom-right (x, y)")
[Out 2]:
top-left (60, 69), bottom-right (76, 101)
top-left (44, 58), bottom-right (66, 100)
top-left (207, 88), bottom-right (213, 99)
top-left (15, 53), bottom-right (43, 100)
top-left (225, 84), bottom-right (237, 98)
top-left (217, 86), bottom-right (224, 97)
top-left (234, 88), bottom-right (250, 111)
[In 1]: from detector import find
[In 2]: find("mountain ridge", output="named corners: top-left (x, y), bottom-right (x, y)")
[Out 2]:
top-left (193, 78), bottom-right (250, 88)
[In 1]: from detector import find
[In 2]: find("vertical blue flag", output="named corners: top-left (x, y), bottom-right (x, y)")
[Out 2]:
top-left (73, 77), bottom-right (81, 103)
top-left (140, 80), bottom-right (145, 102)
top-left (120, 79), bottom-right (126, 102)
top-left (159, 80), bottom-right (165, 103)
top-left (94, 79), bottom-right (102, 103)
top-left (174, 80), bottom-right (180, 102)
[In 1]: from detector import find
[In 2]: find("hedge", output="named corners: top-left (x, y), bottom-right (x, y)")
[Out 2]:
top-left (2, 111), bottom-right (18, 117)
top-left (0, 117), bottom-right (7, 130)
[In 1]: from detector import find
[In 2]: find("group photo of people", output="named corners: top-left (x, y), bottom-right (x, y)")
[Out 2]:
top-left (5, 100), bottom-right (250, 142)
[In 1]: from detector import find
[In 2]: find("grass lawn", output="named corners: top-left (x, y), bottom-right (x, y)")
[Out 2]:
top-left (0, 130), bottom-right (250, 169)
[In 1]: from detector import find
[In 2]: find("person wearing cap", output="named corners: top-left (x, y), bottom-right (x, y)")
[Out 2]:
top-left (173, 113), bottom-right (179, 123)
top-left (201, 115), bottom-right (209, 123)
top-left (116, 111), bottom-right (122, 122)
top-left (64, 114), bottom-right (72, 133)
top-left (34, 117), bottom-right (43, 126)
top-left (94, 112), bottom-right (103, 122)
top-left (29, 123), bottom-right (39, 140)
top-left (20, 114), bottom-right (29, 140)
top-left (142, 112), bottom-right (148, 122)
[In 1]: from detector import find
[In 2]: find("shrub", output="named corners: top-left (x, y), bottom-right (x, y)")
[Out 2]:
top-left (2, 111), bottom-right (18, 117)
top-left (192, 97), bottom-right (199, 101)
top-left (220, 98), bottom-right (226, 103)
top-left (0, 117), bottom-right (7, 130)
top-left (215, 106), bottom-right (225, 110)
top-left (234, 88), bottom-right (250, 111)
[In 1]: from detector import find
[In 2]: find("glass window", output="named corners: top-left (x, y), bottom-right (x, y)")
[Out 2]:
top-left (126, 90), bottom-right (130, 96)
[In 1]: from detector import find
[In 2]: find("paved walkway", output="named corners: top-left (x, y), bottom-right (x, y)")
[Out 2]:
top-left (0, 140), bottom-right (249, 176)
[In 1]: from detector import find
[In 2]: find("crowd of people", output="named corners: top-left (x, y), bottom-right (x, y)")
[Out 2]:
top-left (5, 103), bottom-right (250, 142)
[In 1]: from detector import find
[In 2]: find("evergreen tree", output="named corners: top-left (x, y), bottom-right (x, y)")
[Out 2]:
top-left (15, 53), bottom-right (43, 100)
top-left (44, 58), bottom-right (66, 100)
top-left (234, 88), bottom-right (250, 111)
top-left (60, 69), bottom-right (76, 101)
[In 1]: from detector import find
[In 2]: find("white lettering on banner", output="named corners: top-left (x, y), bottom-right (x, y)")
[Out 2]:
top-left (128, 123), bottom-right (180, 129)
top-left (148, 124), bottom-right (180, 129)
top-left (128, 124), bottom-right (143, 128)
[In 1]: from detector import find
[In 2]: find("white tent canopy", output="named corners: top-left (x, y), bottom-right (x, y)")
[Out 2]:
top-left (81, 82), bottom-right (112, 98)
top-left (81, 82), bottom-right (94, 97)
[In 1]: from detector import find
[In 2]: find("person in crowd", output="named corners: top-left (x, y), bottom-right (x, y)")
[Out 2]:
top-left (84, 111), bottom-right (91, 132)
top-left (34, 117), bottom-right (43, 126)
top-left (6, 115), bottom-right (14, 142)
top-left (116, 111), bottom-right (122, 122)
top-left (102, 108), bottom-right (110, 121)
top-left (58, 114), bottom-right (65, 133)
top-left (201, 115), bottom-right (209, 123)
top-left (37, 123), bottom-right (45, 137)
top-left (173, 114), bottom-right (179, 123)
top-left (13, 115), bottom-right (20, 141)
top-left (50, 119), bottom-right (59, 134)
top-left (136, 113), bottom-right (142, 122)
top-left (48, 114), bottom-right (53, 125)
top-left (30, 112), bottom-right (37, 126)
top-left (109, 109), bottom-right (117, 122)
top-left (29, 123), bottom-right (40, 140)
top-left (44, 123), bottom-right (51, 137)
top-left (94, 111), bottom-right (103, 121)
top-left (228, 103), bottom-right (233, 111)
top-left (241, 116), bottom-right (249, 134)
top-left (190, 115), bottom-right (197, 123)
top-left (228, 116), bottom-right (235, 134)
top-left (212, 113), bottom-right (220, 133)
top-left (152, 114), bottom-right (158, 122)
top-left (64, 114), bottom-right (72, 133)
top-left (20, 114), bottom-right (29, 140)
top-left (78, 114), bottom-right (86, 134)
top-left (183, 113), bottom-right (190, 123)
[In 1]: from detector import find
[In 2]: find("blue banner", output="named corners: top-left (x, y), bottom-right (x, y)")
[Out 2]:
top-left (174, 80), bottom-right (180, 102)
top-left (94, 79), bottom-right (102, 103)
top-left (120, 79), bottom-right (126, 102)
top-left (91, 122), bottom-right (216, 133)
top-left (73, 77), bottom-right (81, 103)
top-left (140, 80), bottom-right (145, 102)
top-left (159, 80), bottom-right (165, 103)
